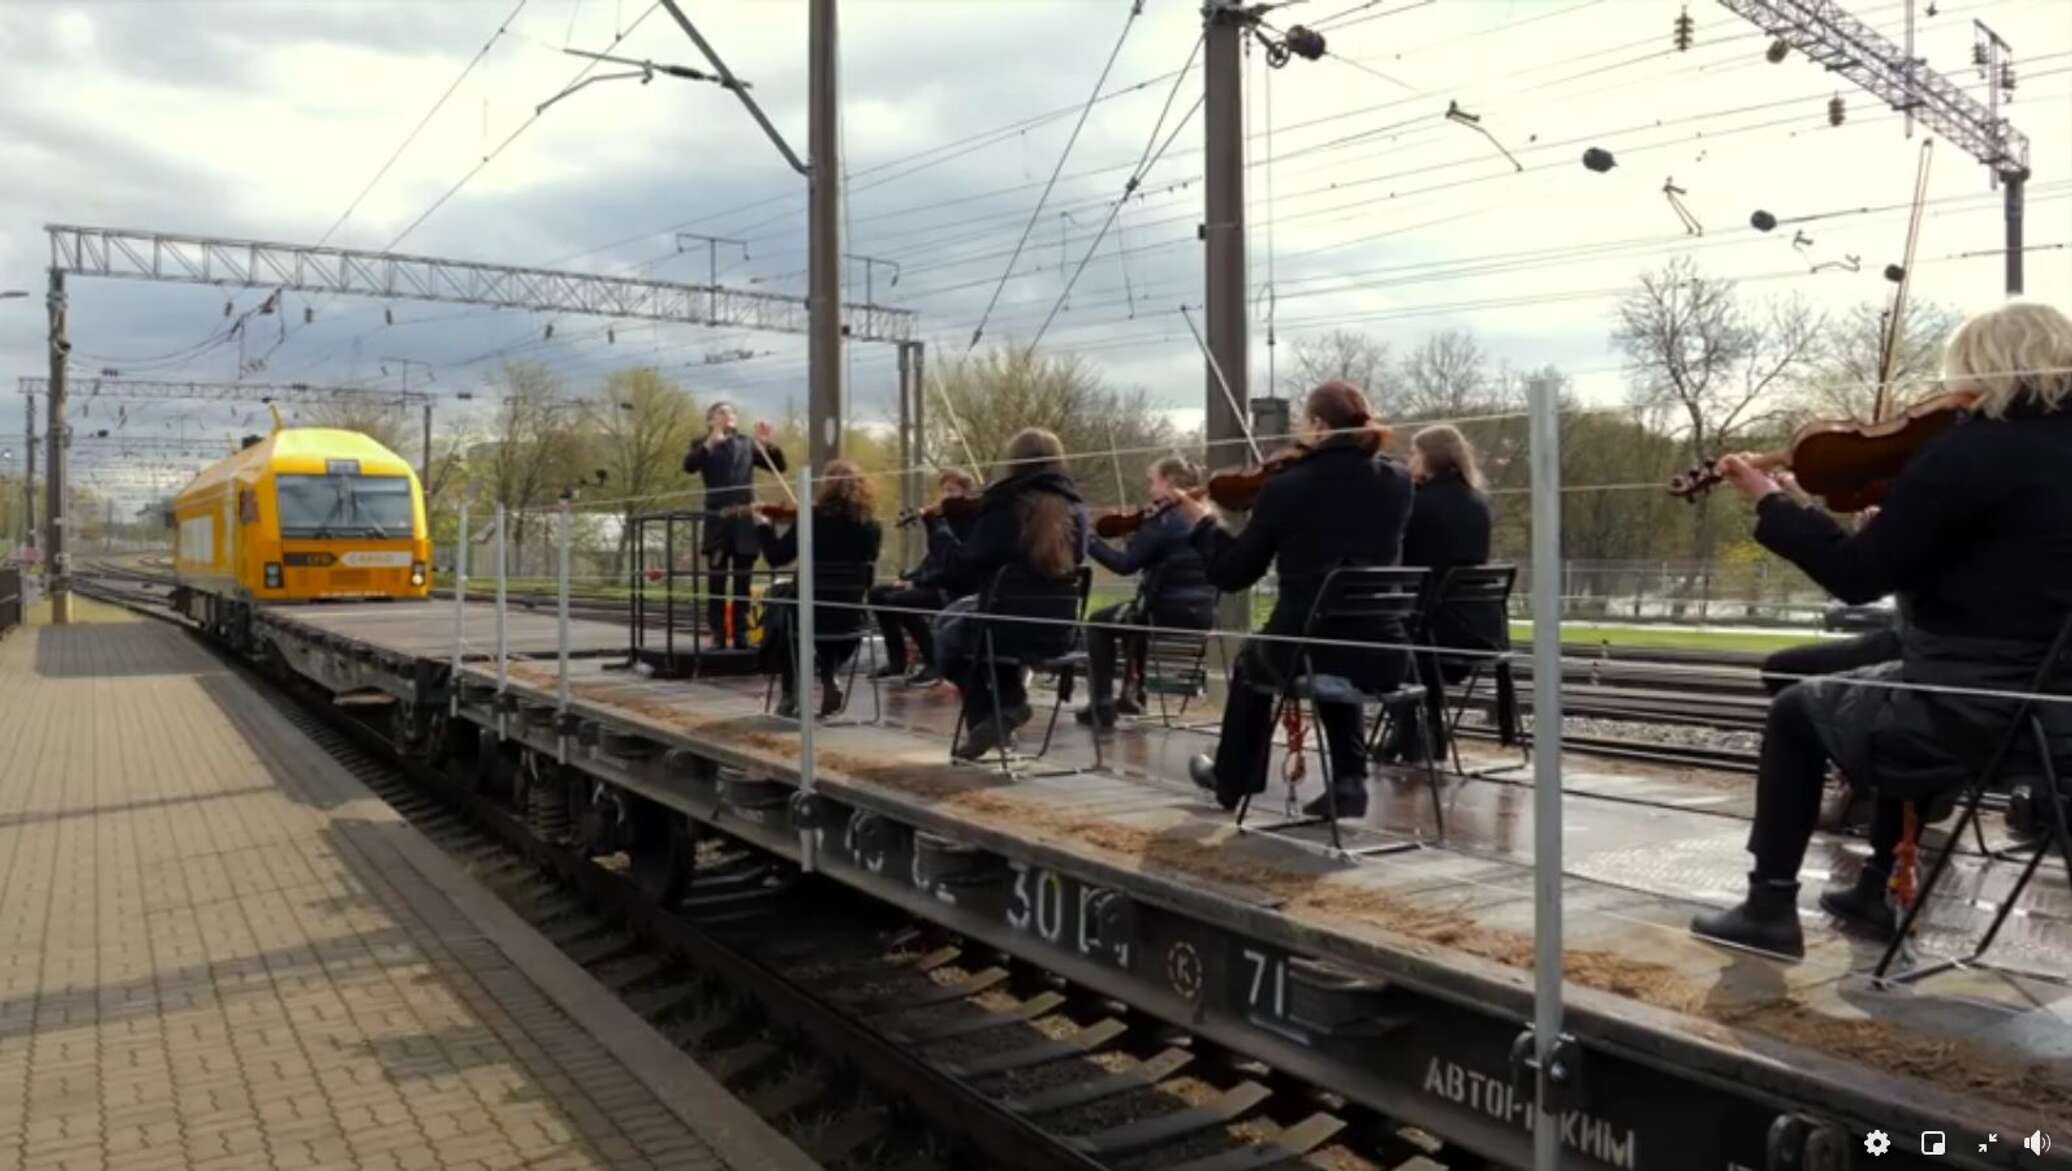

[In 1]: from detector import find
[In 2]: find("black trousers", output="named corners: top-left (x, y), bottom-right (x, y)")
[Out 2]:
top-left (760, 581), bottom-right (854, 698)
top-left (1088, 598), bottom-right (1215, 706)
top-left (1761, 629), bottom-right (1902, 695)
top-left (705, 550), bottom-right (755, 646)
top-left (869, 583), bottom-right (946, 672)
top-left (1210, 641), bottom-right (1376, 807)
top-left (1749, 683), bottom-right (1907, 881)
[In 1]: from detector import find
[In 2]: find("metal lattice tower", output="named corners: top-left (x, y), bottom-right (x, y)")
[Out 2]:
top-left (1714, 0), bottom-right (2029, 179)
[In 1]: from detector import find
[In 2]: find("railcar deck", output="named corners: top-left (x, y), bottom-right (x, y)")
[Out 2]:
top-left (254, 599), bottom-right (2072, 1171)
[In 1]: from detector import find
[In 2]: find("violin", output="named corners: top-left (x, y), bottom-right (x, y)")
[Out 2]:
top-left (1667, 389), bottom-right (1979, 513)
top-left (1094, 489), bottom-right (1207, 540)
top-left (722, 501), bottom-right (800, 523)
top-left (895, 494), bottom-right (981, 529)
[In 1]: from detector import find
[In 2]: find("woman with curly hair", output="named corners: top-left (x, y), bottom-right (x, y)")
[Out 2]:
top-left (754, 458), bottom-right (883, 718)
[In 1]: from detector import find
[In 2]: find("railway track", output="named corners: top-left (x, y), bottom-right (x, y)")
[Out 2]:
top-left (78, 568), bottom-right (1484, 1171)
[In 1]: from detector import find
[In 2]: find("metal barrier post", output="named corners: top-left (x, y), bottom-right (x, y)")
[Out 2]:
top-left (1527, 374), bottom-right (1567, 1171)
top-left (450, 502), bottom-right (468, 717)
top-left (795, 464), bottom-right (817, 873)
top-left (556, 497), bottom-right (572, 764)
top-left (494, 504), bottom-right (509, 738)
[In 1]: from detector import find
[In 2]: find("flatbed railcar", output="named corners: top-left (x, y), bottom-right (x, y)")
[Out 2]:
top-left (214, 595), bottom-right (2071, 1171)
top-left (170, 427), bottom-right (432, 647)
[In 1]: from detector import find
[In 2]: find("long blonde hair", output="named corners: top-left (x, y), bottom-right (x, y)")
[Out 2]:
top-left (1943, 301), bottom-right (2072, 418)
top-left (1002, 428), bottom-right (1075, 579)
top-left (1412, 424), bottom-right (1484, 490)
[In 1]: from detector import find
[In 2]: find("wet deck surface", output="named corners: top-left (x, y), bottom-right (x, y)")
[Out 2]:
top-left (262, 601), bottom-right (628, 660)
top-left (256, 602), bottom-right (2072, 1129)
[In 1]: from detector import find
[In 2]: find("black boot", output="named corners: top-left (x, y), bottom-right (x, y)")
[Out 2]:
top-left (1691, 874), bottom-right (1805, 960)
top-left (1074, 703), bottom-right (1118, 729)
top-left (1818, 863), bottom-right (1896, 938)
top-left (1187, 754), bottom-right (1242, 812)
top-left (1302, 781), bottom-right (1369, 820)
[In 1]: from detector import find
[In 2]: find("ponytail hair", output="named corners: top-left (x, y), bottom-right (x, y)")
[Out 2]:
top-left (1150, 454), bottom-right (1201, 492)
top-left (1004, 428), bottom-right (1075, 579)
top-left (1305, 380), bottom-right (1391, 452)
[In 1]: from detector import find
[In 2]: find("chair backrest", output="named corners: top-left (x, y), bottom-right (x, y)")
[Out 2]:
top-left (1423, 563), bottom-right (1516, 649)
top-left (981, 562), bottom-right (1091, 621)
top-left (812, 560), bottom-right (875, 604)
top-left (1302, 565), bottom-right (1429, 639)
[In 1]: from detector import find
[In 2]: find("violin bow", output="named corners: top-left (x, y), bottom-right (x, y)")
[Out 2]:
top-left (749, 427), bottom-right (800, 507)
top-left (1873, 139), bottom-right (1934, 425)
top-left (1106, 418), bottom-right (1130, 510)
top-left (1180, 304), bottom-right (1265, 464)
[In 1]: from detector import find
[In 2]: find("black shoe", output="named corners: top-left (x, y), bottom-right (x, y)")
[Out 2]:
top-left (818, 686), bottom-right (846, 719)
top-left (774, 693), bottom-right (800, 720)
top-left (1818, 864), bottom-right (1896, 938)
top-left (1115, 694), bottom-right (1144, 717)
top-left (905, 666), bottom-right (943, 688)
top-left (1075, 703), bottom-right (1117, 729)
top-left (1187, 754), bottom-right (1243, 812)
top-left (1302, 785), bottom-right (1369, 820)
top-left (871, 664), bottom-right (907, 680)
top-left (1691, 874), bottom-right (1805, 960)
top-left (1002, 702), bottom-right (1035, 733)
top-left (954, 718), bottom-right (1014, 761)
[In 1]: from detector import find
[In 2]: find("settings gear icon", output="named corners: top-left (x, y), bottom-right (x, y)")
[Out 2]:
top-left (1864, 1130), bottom-right (1892, 1157)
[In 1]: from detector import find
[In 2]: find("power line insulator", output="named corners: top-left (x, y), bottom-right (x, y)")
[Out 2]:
top-left (1827, 94), bottom-right (1845, 126)
top-left (1582, 147), bottom-right (1617, 173)
top-left (1674, 9), bottom-right (1694, 51)
top-left (2001, 63), bottom-right (2016, 95)
top-left (1765, 38), bottom-right (1789, 64)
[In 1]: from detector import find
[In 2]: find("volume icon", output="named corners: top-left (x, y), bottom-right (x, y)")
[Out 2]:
top-left (2025, 1130), bottom-right (2053, 1155)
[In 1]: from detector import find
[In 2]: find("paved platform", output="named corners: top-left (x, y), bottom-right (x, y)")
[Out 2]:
top-left (0, 618), bottom-right (818, 1171)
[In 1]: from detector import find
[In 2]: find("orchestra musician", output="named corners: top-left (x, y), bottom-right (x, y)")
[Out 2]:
top-left (1171, 382), bottom-right (1414, 817)
top-left (1078, 456), bottom-right (1217, 728)
top-left (867, 468), bottom-right (981, 687)
top-left (751, 458), bottom-right (884, 719)
top-left (1690, 301), bottom-right (2072, 960)
top-left (1383, 424), bottom-right (1504, 763)
top-left (927, 428), bottom-right (1090, 760)
top-left (683, 401), bottom-right (787, 649)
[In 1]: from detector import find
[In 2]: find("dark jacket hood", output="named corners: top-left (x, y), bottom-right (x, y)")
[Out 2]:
top-left (981, 466), bottom-right (1083, 511)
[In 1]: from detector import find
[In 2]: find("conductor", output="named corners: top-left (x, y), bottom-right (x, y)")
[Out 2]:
top-left (683, 401), bottom-right (788, 649)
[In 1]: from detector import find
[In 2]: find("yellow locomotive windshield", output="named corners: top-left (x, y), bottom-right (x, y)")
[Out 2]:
top-left (276, 472), bottom-right (414, 540)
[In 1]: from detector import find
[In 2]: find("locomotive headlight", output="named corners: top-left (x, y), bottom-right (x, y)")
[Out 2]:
top-left (264, 562), bottom-right (283, 589)
top-left (410, 561), bottom-right (426, 586)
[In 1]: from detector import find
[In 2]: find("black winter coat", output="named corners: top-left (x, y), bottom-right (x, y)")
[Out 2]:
top-left (906, 509), bottom-right (979, 592)
top-left (1756, 402), bottom-right (2072, 794)
top-left (1190, 438), bottom-right (1414, 681)
top-left (684, 434), bottom-right (788, 558)
top-left (1088, 506), bottom-right (1215, 623)
top-left (757, 509), bottom-right (883, 636)
top-left (1401, 470), bottom-right (1507, 654)
top-left (930, 468), bottom-right (1089, 661)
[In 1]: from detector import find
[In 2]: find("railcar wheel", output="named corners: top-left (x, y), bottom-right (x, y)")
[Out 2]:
top-left (629, 804), bottom-right (696, 906)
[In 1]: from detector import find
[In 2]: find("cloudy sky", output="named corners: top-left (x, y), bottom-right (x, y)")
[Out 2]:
top-left (1, 0), bottom-right (2066, 506)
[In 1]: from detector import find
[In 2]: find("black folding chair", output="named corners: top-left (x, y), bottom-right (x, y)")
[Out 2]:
top-left (950, 565), bottom-right (1099, 776)
top-left (1235, 565), bottom-right (1443, 856)
top-left (1111, 566), bottom-right (1219, 731)
top-left (762, 562), bottom-right (881, 724)
top-left (1874, 612), bottom-right (2072, 986)
top-left (1418, 563), bottom-right (1525, 776)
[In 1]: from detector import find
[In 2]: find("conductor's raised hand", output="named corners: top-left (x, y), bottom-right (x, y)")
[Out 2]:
top-left (1715, 453), bottom-right (1782, 502)
top-left (752, 420), bottom-right (774, 444)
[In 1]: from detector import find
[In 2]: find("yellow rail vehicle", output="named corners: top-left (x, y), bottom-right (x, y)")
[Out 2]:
top-left (171, 428), bottom-right (432, 643)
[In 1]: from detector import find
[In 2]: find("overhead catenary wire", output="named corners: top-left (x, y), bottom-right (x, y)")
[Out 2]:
top-left (966, 0), bottom-right (1147, 352)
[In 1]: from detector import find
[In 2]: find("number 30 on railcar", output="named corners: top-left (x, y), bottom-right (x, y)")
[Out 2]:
top-left (169, 427), bottom-right (432, 647)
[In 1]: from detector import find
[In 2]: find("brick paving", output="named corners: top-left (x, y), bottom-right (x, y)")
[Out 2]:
top-left (0, 620), bottom-right (811, 1171)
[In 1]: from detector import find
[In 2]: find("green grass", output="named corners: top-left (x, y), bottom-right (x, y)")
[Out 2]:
top-left (1510, 621), bottom-right (1820, 654)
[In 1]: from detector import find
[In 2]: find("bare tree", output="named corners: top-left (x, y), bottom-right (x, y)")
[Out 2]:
top-left (1395, 329), bottom-right (1494, 419)
top-left (1804, 298), bottom-right (1962, 421)
top-left (1279, 329), bottom-right (1395, 405)
top-left (481, 362), bottom-right (586, 574)
top-left (1612, 257), bottom-right (1823, 559)
top-left (926, 347), bottom-right (1178, 509)
top-left (588, 367), bottom-right (701, 573)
